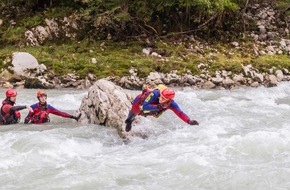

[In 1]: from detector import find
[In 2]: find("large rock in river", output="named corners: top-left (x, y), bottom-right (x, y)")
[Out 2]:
top-left (77, 79), bottom-right (133, 138)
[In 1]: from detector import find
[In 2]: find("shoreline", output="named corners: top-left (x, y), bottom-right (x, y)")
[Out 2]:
top-left (1, 65), bottom-right (288, 91)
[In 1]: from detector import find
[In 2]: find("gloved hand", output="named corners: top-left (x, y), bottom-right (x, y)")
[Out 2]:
top-left (188, 119), bottom-right (199, 125)
top-left (71, 113), bottom-right (81, 121)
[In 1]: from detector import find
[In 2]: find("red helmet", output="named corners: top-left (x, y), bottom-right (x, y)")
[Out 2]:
top-left (6, 89), bottom-right (17, 98)
top-left (161, 88), bottom-right (175, 101)
top-left (37, 90), bottom-right (47, 98)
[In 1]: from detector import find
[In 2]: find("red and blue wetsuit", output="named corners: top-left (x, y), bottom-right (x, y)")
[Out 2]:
top-left (125, 87), bottom-right (199, 132)
top-left (130, 89), bottom-right (190, 123)
top-left (24, 102), bottom-right (72, 124)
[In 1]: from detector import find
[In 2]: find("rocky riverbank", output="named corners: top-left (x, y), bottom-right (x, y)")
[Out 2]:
top-left (0, 51), bottom-right (288, 90)
top-left (115, 65), bottom-right (288, 90)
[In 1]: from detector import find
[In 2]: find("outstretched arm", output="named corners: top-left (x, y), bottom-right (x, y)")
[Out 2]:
top-left (47, 105), bottom-right (72, 118)
top-left (48, 105), bottom-right (81, 121)
top-left (169, 101), bottom-right (199, 125)
top-left (11, 105), bottom-right (34, 113)
top-left (10, 105), bottom-right (27, 112)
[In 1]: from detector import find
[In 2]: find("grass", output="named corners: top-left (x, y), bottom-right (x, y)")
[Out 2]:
top-left (1, 39), bottom-right (290, 79)
top-left (251, 54), bottom-right (290, 72)
top-left (1, 27), bottom-right (26, 44)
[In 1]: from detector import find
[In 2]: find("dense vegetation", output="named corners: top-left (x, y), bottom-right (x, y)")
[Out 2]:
top-left (0, 0), bottom-right (257, 41)
top-left (0, 0), bottom-right (290, 79)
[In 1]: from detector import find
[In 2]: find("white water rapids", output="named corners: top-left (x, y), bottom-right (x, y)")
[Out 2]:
top-left (0, 83), bottom-right (290, 190)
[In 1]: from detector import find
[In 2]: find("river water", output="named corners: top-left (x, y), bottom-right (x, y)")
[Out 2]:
top-left (0, 84), bottom-right (290, 190)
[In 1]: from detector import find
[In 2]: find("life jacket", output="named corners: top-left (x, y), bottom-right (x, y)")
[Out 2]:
top-left (31, 103), bottom-right (50, 123)
top-left (138, 84), bottom-right (172, 117)
top-left (0, 111), bottom-right (5, 125)
top-left (0, 99), bottom-right (21, 125)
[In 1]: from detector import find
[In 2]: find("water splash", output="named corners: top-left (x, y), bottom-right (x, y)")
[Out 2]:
top-left (1, 83), bottom-right (290, 190)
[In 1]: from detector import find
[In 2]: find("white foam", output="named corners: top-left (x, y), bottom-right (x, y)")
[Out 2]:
top-left (1, 83), bottom-right (290, 189)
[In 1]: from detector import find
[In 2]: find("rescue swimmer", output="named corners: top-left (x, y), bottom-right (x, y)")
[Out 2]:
top-left (24, 90), bottom-right (81, 124)
top-left (125, 85), bottom-right (199, 132)
top-left (1, 89), bottom-right (33, 125)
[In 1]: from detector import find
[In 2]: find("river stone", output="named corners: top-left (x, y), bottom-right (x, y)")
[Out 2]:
top-left (267, 74), bottom-right (278, 87)
top-left (77, 79), bottom-right (133, 138)
top-left (275, 70), bottom-right (284, 82)
top-left (203, 81), bottom-right (215, 89)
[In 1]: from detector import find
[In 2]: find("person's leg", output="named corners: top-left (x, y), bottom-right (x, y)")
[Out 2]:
top-left (125, 95), bottom-right (142, 132)
top-left (125, 111), bottom-right (136, 132)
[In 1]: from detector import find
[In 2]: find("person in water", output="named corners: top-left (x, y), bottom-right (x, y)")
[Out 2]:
top-left (24, 90), bottom-right (81, 124)
top-left (125, 85), bottom-right (199, 132)
top-left (0, 89), bottom-right (33, 125)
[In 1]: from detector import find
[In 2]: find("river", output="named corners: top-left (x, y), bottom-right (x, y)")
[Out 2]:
top-left (0, 84), bottom-right (290, 190)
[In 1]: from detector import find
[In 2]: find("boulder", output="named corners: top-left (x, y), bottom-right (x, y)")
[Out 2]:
top-left (34, 25), bottom-right (51, 44)
top-left (275, 70), bottom-right (284, 82)
top-left (77, 79), bottom-right (133, 138)
top-left (203, 81), bottom-right (215, 89)
top-left (11, 52), bottom-right (45, 76)
top-left (24, 77), bottom-right (54, 89)
top-left (211, 77), bottom-right (223, 85)
top-left (264, 74), bottom-right (278, 87)
top-left (222, 77), bottom-right (235, 88)
top-left (233, 74), bottom-right (246, 84)
top-left (25, 30), bottom-right (39, 46)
